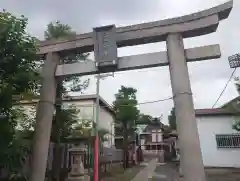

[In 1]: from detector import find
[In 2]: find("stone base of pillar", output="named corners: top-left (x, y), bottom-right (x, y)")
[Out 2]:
top-left (67, 171), bottom-right (89, 181)
top-left (179, 166), bottom-right (183, 177)
top-left (67, 175), bottom-right (89, 181)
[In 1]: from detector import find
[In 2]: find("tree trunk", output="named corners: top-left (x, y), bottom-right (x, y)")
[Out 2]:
top-left (52, 82), bottom-right (62, 181)
top-left (123, 123), bottom-right (129, 169)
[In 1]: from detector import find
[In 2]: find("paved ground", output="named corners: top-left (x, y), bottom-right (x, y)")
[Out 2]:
top-left (151, 162), bottom-right (240, 181)
top-left (206, 171), bottom-right (240, 181)
top-left (131, 159), bottom-right (158, 181)
top-left (151, 163), bottom-right (178, 181)
top-left (132, 155), bottom-right (240, 181)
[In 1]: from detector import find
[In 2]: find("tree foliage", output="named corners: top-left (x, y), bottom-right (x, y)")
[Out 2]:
top-left (0, 10), bottom-right (39, 111)
top-left (51, 105), bottom-right (82, 142)
top-left (113, 86), bottom-right (139, 168)
top-left (168, 107), bottom-right (176, 130)
top-left (232, 77), bottom-right (240, 131)
top-left (137, 113), bottom-right (162, 125)
top-left (0, 9), bottom-right (39, 179)
top-left (113, 86), bottom-right (139, 124)
top-left (235, 77), bottom-right (240, 95)
top-left (137, 114), bottom-right (153, 124)
top-left (113, 86), bottom-right (139, 138)
top-left (44, 21), bottom-right (90, 93)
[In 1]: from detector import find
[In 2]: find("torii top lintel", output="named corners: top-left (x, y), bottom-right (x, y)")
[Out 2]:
top-left (37, 0), bottom-right (233, 55)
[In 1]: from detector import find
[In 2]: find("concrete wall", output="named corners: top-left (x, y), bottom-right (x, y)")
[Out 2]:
top-left (99, 106), bottom-right (115, 147)
top-left (197, 115), bottom-right (240, 168)
top-left (69, 100), bottom-right (95, 120)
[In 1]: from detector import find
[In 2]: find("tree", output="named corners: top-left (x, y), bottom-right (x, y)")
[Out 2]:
top-left (70, 121), bottom-right (108, 144)
top-left (137, 113), bottom-right (163, 125)
top-left (232, 77), bottom-right (240, 131)
top-left (113, 86), bottom-right (139, 168)
top-left (137, 114), bottom-right (153, 124)
top-left (0, 10), bottom-right (39, 179)
top-left (44, 20), bottom-right (90, 181)
top-left (235, 77), bottom-right (240, 95)
top-left (168, 107), bottom-right (177, 130)
top-left (51, 105), bottom-right (82, 142)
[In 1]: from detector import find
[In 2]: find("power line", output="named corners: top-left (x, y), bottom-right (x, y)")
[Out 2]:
top-left (113, 67), bottom-right (163, 76)
top-left (137, 97), bottom-right (173, 105)
top-left (54, 96), bottom-right (173, 109)
top-left (212, 68), bottom-right (237, 108)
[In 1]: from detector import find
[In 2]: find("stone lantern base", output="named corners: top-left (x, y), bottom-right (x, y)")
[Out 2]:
top-left (67, 173), bottom-right (90, 181)
top-left (67, 145), bottom-right (89, 181)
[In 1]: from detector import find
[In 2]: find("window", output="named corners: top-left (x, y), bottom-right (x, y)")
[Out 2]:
top-left (152, 133), bottom-right (156, 142)
top-left (216, 134), bottom-right (240, 148)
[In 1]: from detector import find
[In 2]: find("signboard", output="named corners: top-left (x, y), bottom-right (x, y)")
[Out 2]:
top-left (93, 25), bottom-right (118, 70)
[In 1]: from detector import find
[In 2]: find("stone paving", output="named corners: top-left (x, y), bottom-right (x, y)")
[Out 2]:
top-left (151, 162), bottom-right (240, 181)
top-left (131, 159), bottom-right (158, 181)
top-left (151, 163), bottom-right (179, 181)
top-left (132, 156), bottom-right (240, 181)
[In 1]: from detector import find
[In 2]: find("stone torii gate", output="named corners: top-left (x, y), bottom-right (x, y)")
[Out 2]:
top-left (29, 1), bottom-right (233, 181)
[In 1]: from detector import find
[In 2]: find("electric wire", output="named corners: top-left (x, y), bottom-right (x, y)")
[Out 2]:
top-left (212, 68), bottom-right (237, 108)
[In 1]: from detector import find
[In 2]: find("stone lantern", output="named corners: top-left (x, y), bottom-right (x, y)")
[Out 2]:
top-left (67, 145), bottom-right (87, 181)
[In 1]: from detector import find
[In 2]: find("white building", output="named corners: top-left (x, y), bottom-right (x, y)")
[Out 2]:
top-left (140, 124), bottom-right (164, 151)
top-left (196, 108), bottom-right (240, 168)
top-left (18, 94), bottom-right (115, 148)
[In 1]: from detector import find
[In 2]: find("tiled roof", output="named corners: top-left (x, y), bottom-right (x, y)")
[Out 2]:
top-left (142, 122), bottom-right (165, 132)
top-left (195, 108), bottom-right (238, 116)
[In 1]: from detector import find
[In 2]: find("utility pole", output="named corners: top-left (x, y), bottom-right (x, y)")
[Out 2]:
top-left (93, 73), bottom-right (114, 181)
top-left (93, 74), bottom-right (100, 181)
top-left (110, 122), bottom-right (113, 147)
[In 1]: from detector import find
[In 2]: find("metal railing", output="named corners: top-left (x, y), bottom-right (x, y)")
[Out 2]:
top-left (216, 134), bottom-right (240, 148)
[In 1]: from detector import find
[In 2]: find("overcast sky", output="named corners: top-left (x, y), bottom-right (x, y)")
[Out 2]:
top-left (2, 0), bottom-right (240, 124)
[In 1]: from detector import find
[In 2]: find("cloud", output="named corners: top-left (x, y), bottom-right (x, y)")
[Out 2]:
top-left (2, 0), bottom-right (240, 124)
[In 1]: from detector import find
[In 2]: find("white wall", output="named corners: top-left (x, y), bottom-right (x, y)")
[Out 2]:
top-left (148, 129), bottom-right (163, 143)
top-left (70, 100), bottom-right (95, 121)
top-left (152, 133), bottom-right (156, 142)
top-left (20, 99), bottom-right (115, 148)
top-left (157, 132), bottom-right (163, 142)
top-left (64, 100), bottom-right (115, 147)
top-left (197, 115), bottom-right (240, 168)
top-left (98, 106), bottom-right (115, 147)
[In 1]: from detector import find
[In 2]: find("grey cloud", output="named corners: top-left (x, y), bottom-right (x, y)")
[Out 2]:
top-left (1, 0), bottom-right (239, 121)
top-left (1, 0), bottom-right (167, 37)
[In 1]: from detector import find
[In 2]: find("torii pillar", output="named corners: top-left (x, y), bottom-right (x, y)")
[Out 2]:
top-left (29, 52), bottom-right (59, 181)
top-left (167, 33), bottom-right (205, 180)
